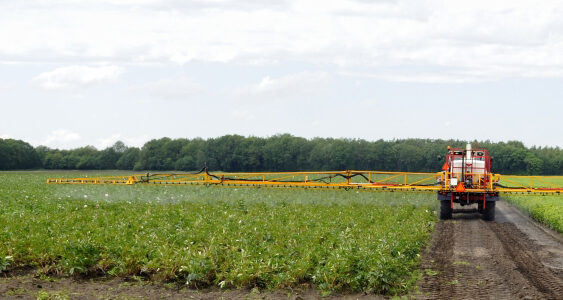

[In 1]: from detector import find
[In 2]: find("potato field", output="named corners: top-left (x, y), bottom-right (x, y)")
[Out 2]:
top-left (0, 171), bottom-right (437, 296)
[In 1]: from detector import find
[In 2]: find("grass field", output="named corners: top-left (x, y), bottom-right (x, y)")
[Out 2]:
top-left (0, 171), bottom-right (437, 295)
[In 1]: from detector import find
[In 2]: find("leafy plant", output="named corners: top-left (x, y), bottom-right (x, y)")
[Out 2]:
top-left (0, 171), bottom-right (437, 295)
top-left (0, 255), bottom-right (14, 272)
top-left (505, 194), bottom-right (563, 233)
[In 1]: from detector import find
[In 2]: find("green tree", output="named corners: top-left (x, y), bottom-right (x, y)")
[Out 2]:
top-left (0, 139), bottom-right (40, 169)
top-left (524, 153), bottom-right (543, 175)
top-left (116, 148), bottom-right (140, 170)
top-left (1, 136), bottom-right (562, 174)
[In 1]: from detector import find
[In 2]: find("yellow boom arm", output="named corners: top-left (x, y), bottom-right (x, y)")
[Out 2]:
top-left (46, 170), bottom-right (563, 195)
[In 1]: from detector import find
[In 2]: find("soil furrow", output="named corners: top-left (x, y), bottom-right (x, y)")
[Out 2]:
top-left (418, 200), bottom-right (563, 300)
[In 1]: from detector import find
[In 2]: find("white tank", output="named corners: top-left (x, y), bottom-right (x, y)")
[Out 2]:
top-left (451, 159), bottom-right (486, 175)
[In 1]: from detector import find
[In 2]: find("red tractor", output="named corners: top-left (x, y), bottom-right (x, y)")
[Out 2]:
top-left (438, 144), bottom-right (498, 220)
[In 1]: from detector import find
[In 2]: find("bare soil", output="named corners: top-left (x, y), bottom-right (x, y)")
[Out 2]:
top-left (418, 200), bottom-right (563, 299)
top-left (0, 272), bottom-right (382, 300)
top-left (1, 269), bottom-right (381, 299)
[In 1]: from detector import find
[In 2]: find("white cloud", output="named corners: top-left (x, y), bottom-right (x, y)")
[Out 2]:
top-left (142, 76), bottom-right (204, 100)
top-left (122, 135), bottom-right (150, 148)
top-left (1, 0), bottom-right (563, 84)
top-left (123, 135), bottom-right (150, 148)
top-left (2, 1), bottom-right (563, 82)
top-left (0, 134), bottom-right (11, 139)
top-left (97, 133), bottom-right (150, 149)
top-left (97, 134), bottom-right (122, 149)
top-left (340, 70), bottom-right (488, 83)
top-left (231, 110), bottom-right (255, 121)
top-left (239, 71), bottom-right (330, 99)
top-left (33, 65), bottom-right (123, 90)
top-left (0, 83), bottom-right (15, 91)
top-left (41, 129), bottom-right (81, 146)
top-left (359, 99), bottom-right (377, 109)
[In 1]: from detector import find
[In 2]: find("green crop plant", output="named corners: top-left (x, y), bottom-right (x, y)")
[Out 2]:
top-left (504, 194), bottom-right (563, 233)
top-left (0, 255), bottom-right (13, 272)
top-left (0, 171), bottom-right (437, 295)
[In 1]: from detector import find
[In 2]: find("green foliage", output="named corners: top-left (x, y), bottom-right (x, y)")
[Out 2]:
top-left (0, 255), bottom-right (14, 272)
top-left (116, 148), bottom-right (140, 170)
top-left (524, 153), bottom-right (544, 175)
top-left (0, 139), bottom-right (40, 169)
top-left (36, 290), bottom-right (69, 300)
top-left (0, 172), bottom-right (437, 294)
top-left (505, 195), bottom-right (563, 233)
top-left (2, 136), bottom-right (562, 174)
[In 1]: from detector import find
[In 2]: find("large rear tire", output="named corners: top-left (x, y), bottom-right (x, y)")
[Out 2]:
top-left (440, 200), bottom-right (452, 220)
top-left (483, 201), bottom-right (495, 221)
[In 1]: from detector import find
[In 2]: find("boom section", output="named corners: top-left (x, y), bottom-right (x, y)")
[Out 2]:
top-left (46, 170), bottom-right (563, 194)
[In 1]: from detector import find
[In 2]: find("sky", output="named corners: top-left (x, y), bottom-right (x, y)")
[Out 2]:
top-left (1, 0), bottom-right (562, 150)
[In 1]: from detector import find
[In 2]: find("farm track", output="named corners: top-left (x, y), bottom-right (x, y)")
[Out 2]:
top-left (418, 200), bottom-right (563, 299)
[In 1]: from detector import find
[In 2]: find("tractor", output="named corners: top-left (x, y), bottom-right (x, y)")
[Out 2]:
top-left (437, 144), bottom-right (498, 220)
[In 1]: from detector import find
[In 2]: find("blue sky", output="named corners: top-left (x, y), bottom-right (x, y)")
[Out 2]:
top-left (1, 0), bottom-right (562, 149)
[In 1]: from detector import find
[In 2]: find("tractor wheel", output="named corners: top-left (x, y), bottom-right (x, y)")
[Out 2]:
top-left (483, 201), bottom-right (495, 221)
top-left (440, 201), bottom-right (452, 220)
top-left (477, 202), bottom-right (484, 213)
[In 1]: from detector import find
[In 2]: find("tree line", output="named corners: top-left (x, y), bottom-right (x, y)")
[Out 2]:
top-left (0, 134), bottom-right (561, 175)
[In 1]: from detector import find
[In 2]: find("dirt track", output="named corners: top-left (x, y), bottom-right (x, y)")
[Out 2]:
top-left (418, 200), bottom-right (563, 299)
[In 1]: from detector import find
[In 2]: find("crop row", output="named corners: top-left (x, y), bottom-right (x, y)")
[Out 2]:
top-left (504, 194), bottom-right (563, 233)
